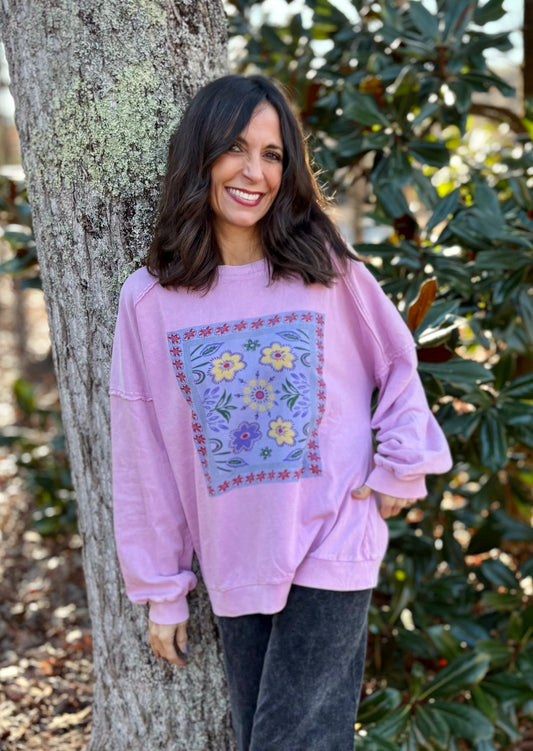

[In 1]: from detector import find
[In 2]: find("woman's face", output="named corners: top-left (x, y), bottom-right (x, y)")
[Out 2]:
top-left (209, 103), bottom-right (284, 242)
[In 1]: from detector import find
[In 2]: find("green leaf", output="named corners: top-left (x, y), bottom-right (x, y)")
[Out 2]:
top-left (374, 183), bottom-right (411, 218)
top-left (426, 188), bottom-right (460, 233)
top-left (478, 559), bottom-right (518, 590)
top-left (479, 409), bottom-right (508, 471)
top-left (409, 1), bottom-right (440, 38)
top-left (500, 371), bottom-right (533, 400)
top-left (443, 0), bottom-right (475, 40)
top-left (356, 732), bottom-right (402, 751)
top-left (418, 359), bottom-right (490, 390)
top-left (492, 508), bottom-right (533, 542)
top-left (397, 630), bottom-right (436, 660)
top-left (412, 704), bottom-right (449, 748)
top-left (518, 287), bottom-right (533, 345)
top-left (471, 685), bottom-right (498, 723)
top-left (480, 591), bottom-right (524, 611)
top-left (357, 688), bottom-right (402, 724)
top-left (473, 249), bottom-right (533, 271)
top-left (426, 624), bottom-right (463, 661)
top-left (517, 646), bottom-right (533, 687)
top-left (441, 411), bottom-right (480, 440)
top-left (343, 90), bottom-right (389, 127)
top-left (429, 701), bottom-right (494, 741)
top-left (419, 651), bottom-right (490, 700)
top-left (369, 704), bottom-right (411, 738)
top-left (482, 673), bottom-right (533, 703)
top-left (475, 640), bottom-right (514, 669)
top-left (474, 0), bottom-right (506, 24)
top-left (407, 140), bottom-right (449, 167)
top-left (448, 78), bottom-right (474, 113)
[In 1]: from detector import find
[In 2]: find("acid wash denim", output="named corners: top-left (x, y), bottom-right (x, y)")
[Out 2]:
top-left (217, 584), bottom-right (372, 751)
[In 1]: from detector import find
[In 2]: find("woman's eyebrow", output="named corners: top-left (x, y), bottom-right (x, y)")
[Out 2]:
top-left (235, 136), bottom-right (283, 151)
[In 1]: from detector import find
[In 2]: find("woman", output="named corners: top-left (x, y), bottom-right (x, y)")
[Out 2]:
top-left (110, 74), bottom-right (451, 750)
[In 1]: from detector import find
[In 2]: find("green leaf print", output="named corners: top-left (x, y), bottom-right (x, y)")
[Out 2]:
top-left (280, 379), bottom-right (301, 411)
top-left (214, 390), bottom-right (236, 422)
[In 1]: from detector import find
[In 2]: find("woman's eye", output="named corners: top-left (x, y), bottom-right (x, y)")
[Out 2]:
top-left (228, 143), bottom-right (242, 153)
top-left (265, 151), bottom-right (282, 161)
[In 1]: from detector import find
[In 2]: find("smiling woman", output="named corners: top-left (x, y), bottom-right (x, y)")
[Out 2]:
top-left (145, 74), bottom-right (351, 290)
top-left (209, 103), bottom-right (283, 264)
top-left (110, 74), bottom-right (451, 751)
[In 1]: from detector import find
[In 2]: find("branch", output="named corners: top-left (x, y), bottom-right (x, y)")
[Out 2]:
top-left (469, 102), bottom-right (527, 135)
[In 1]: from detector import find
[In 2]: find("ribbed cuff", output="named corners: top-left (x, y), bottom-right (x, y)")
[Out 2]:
top-left (366, 465), bottom-right (427, 499)
top-left (149, 596), bottom-right (190, 625)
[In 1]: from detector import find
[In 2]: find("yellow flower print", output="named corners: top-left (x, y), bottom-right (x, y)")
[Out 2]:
top-left (268, 417), bottom-right (295, 446)
top-left (260, 342), bottom-right (294, 371)
top-left (242, 379), bottom-right (276, 412)
top-left (211, 352), bottom-right (245, 382)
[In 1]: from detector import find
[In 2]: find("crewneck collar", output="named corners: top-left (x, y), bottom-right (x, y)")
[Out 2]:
top-left (217, 257), bottom-right (269, 279)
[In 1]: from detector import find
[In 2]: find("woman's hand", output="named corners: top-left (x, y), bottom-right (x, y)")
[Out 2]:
top-left (351, 485), bottom-right (417, 519)
top-left (148, 619), bottom-right (189, 667)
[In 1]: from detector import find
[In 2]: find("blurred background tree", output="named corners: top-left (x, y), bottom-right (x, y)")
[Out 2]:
top-left (224, 1), bottom-right (533, 748)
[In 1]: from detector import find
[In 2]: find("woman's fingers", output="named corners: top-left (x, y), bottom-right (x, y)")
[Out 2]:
top-left (352, 485), bottom-right (417, 519)
top-left (351, 485), bottom-right (372, 500)
top-left (148, 619), bottom-right (189, 667)
top-left (378, 494), bottom-right (416, 519)
top-left (174, 620), bottom-right (190, 659)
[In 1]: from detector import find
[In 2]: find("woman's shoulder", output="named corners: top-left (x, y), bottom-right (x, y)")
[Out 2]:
top-left (119, 265), bottom-right (160, 307)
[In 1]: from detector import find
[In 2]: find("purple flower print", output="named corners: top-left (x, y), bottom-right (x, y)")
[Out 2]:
top-left (230, 422), bottom-right (262, 453)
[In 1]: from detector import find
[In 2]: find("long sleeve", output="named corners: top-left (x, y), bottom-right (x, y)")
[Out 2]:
top-left (345, 260), bottom-right (452, 498)
top-left (110, 280), bottom-right (197, 624)
top-left (366, 341), bottom-right (452, 498)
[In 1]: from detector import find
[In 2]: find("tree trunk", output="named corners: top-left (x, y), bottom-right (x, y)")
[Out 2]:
top-left (0, 2), bottom-right (235, 748)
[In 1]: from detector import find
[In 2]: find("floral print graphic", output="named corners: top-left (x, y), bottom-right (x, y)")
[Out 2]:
top-left (211, 352), bottom-right (245, 382)
top-left (167, 311), bottom-right (326, 496)
top-left (242, 378), bottom-right (276, 412)
top-left (230, 422), bottom-right (262, 453)
top-left (268, 417), bottom-right (295, 446)
top-left (260, 342), bottom-right (295, 371)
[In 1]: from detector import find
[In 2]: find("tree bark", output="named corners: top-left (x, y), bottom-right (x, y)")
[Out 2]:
top-left (0, 1), bottom-right (235, 748)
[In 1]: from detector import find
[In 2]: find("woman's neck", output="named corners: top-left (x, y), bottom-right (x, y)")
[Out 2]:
top-left (216, 225), bottom-right (264, 266)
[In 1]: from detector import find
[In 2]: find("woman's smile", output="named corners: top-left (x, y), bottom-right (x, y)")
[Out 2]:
top-left (225, 186), bottom-right (264, 206)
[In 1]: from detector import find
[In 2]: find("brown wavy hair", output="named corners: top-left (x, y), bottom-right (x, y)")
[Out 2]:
top-left (146, 74), bottom-right (352, 290)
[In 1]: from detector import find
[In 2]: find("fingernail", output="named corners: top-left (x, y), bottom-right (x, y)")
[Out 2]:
top-left (352, 488), bottom-right (362, 496)
top-left (181, 643), bottom-right (190, 655)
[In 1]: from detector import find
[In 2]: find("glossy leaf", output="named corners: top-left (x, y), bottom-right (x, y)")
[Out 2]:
top-left (425, 188), bottom-right (460, 233)
top-left (412, 704), bottom-right (449, 748)
top-left (429, 701), bottom-right (494, 741)
top-left (419, 651), bottom-right (490, 700)
top-left (357, 688), bottom-right (402, 724)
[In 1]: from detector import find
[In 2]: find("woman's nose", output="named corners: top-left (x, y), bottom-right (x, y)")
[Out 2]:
top-left (242, 153), bottom-right (262, 181)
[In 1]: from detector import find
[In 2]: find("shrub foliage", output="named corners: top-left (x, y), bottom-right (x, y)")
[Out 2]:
top-left (226, 0), bottom-right (533, 747)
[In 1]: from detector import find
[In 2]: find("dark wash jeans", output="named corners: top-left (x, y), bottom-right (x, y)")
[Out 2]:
top-left (216, 584), bottom-right (372, 751)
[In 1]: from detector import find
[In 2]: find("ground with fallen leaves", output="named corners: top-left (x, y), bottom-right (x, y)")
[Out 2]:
top-left (0, 272), bottom-right (92, 750)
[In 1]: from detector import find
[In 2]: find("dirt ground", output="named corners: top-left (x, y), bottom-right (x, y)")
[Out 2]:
top-left (0, 272), bottom-right (92, 750)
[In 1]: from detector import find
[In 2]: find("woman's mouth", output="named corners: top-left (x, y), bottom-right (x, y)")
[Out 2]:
top-left (226, 187), bottom-right (263, 206)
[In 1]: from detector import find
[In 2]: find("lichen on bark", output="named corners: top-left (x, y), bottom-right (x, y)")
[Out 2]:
top-left (45, 63), bottom-right (180, 196)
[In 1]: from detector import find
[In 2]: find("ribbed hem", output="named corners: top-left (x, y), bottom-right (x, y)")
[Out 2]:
top-left (208, 555), bottom-right (385, 617)
top-left (293, 556), bottom-right (382, 592)
top-left (209, 581), bottom-right (292, 617)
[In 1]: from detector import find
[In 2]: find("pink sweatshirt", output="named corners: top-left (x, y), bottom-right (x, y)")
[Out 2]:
top-left (110, 258), bottom-right (452, 624)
